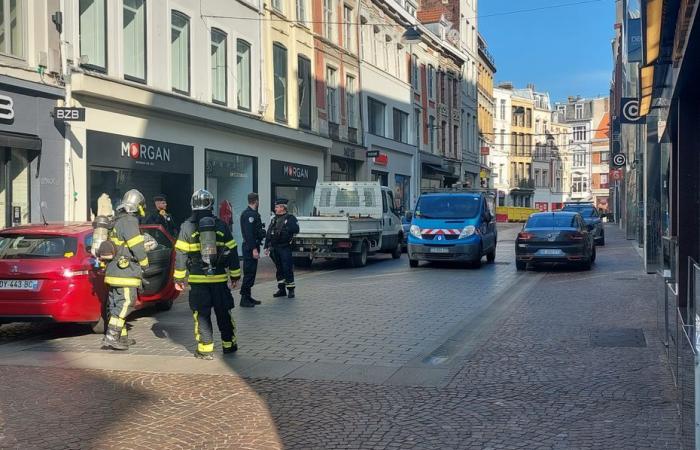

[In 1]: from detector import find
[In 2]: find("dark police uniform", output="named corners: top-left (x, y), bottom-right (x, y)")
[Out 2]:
top-left (174, 210), bottom-right (241, 357)
top-left (240, 206), bottom-right (265, 305)
top-left (265, 201), bottom-right (300, 298)
top-left (104, 211), bottom-right (149, 346)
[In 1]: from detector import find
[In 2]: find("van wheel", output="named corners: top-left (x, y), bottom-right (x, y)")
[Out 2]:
top-left (155, 299), bottom-right (174, 312)
top-left (486, 248), bottom-right (496, 263)
top-left (350, 242), bottom-right (368, 268)
top-left (391, 238), bottom-right (402, 259)
top-left (409, 259), bottom-right (419, 268)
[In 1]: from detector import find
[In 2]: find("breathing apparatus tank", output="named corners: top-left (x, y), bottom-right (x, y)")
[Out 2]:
top-left (198, 216), bottom-right (218, 275)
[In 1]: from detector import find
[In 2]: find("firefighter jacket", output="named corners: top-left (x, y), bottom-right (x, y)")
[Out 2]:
top-left (264, 213), bottom-right (299, 249)
top-left (174, 211), bottom-right (241, 284)
top-left (105, 212), bottom-right (149, 287)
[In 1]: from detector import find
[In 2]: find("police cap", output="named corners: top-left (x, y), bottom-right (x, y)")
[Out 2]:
top-left (274, 198), bottom-right (288, 206)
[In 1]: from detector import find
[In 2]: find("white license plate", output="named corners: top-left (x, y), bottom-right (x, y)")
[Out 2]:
top-left (0, 279), bottom-right (40, 291)
top-left (537, 249), bottom-right (563, 256)
top-left (429, 247), bottom-right (450, 253)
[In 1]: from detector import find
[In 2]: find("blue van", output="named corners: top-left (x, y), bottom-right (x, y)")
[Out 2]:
top-left (407, 190), bottom-right (497, 268)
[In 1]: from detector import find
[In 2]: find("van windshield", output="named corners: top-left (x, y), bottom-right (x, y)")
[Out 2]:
top-left (0, 235), bottom-right (78, 259)
top-left (415, 195), bottom-right (480, 219)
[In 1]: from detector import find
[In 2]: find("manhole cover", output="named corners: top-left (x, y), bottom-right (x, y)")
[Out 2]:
top-left (589, 328), bottom-right (646, 347)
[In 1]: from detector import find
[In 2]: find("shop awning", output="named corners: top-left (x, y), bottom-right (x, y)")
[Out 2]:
top-left (0, 131), bottom-right (42, 153)
top-left (422, 163), bottom-right (452, 176)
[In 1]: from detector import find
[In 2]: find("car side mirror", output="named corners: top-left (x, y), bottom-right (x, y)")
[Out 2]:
top-left (405, 211), bottom-right (413, 221)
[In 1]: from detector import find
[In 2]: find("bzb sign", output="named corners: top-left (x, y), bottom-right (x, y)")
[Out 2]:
top-left (54, 107), bottom-right (86, 122)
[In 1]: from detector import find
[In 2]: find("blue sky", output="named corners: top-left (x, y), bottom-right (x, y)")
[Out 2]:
top-left (478, 0), bottom-right (616, 103)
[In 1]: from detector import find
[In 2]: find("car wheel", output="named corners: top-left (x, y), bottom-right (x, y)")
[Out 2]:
top-left (409, 259), bottom-right (419, 268)
top-left (155, 299), bottom-right (174, 312)
top-left (591, 246), bottom-right (597, 263)
top-left (350, 242), bottom-right (368, 268)
top-left (516, 260), bottom-right (526, 271)
top-left (486, 248), bottom-right (496, 263)
top-left (598, 232), bottom-right (605, 246)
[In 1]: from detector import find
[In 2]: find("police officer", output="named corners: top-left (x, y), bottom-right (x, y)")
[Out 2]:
top-left (265, 199), bottom-right (300, 299)
top-left (143, 194), bottom-right (178, 238)
top-left (174, 189), bottom-right (242, 360)
top-left (102, 189), bottom-right (149, 351)
top-left (239, 192), bottom-right (265, 307)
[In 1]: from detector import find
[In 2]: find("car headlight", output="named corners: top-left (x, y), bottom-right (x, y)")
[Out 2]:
top-left (459, 225), bottom-right (476, 239)
top-left (410, 225), bottom-right (422, 238)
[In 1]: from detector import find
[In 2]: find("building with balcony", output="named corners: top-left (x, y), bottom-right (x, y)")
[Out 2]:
top-left (509, 90), bottom-right (534, 207)
top-left (477, 34), bottom-right (496, 188)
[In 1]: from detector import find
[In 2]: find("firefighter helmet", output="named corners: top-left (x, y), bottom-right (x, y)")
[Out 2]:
top-left (116, 189), bottom-right (146, 216)
top-left (191, 189), bottom-right (215, 211)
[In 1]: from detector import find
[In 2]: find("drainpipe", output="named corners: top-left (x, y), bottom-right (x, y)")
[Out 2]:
top-left (357, 2), bottom-right (367, 182)
top-left (60, 0), bottom-right (74, 221)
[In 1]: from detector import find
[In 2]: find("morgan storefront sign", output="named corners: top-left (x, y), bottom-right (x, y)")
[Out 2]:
top-left (86, 130), bottom-right (194, 174)
top-left (270, 159), bottom-right (318, 187)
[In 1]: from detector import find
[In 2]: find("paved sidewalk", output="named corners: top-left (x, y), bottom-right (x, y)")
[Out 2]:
top-left (0, 223), bottom-right (681, 449)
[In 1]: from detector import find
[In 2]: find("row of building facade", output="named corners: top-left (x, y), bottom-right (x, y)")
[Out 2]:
top-left (0, 0), bottom-right (497, 247)
top-left (610, 0), bottom-right (700, 444)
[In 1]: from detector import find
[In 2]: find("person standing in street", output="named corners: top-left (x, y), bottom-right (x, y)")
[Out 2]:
top-left (265, 199), bottom-right (299, 299)
top-left (239, 193), bottom-right (265, 307)
top-left (173, 189), bottom-right (242, 360)
top-left (102, 189), bottom-right (149, 351)
top-left (143, 194), bottom-right (178, 238)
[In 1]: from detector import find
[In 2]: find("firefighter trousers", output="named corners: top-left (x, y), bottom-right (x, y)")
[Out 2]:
top-left (271, 246), bottom-right (294, 289)
top-left (189, 283), bottom-right (237, 355)
top-left (107, 286), bottom-right (137, 337)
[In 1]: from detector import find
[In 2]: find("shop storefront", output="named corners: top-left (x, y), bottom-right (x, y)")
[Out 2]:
top-left (206, 150), bottom-right (258, 246)
top-left (330, 142), bottom-right (365, 182)
top-left (0, 77), bottom-right (65, 226)
top-left (86, 131), bottom-right (194, 224)
top-left (270, 159), bottom-right (318, 216)
top-left (420, 152), bottom-right (448, 190)
top-left (368, 145), bottom-right (415, 209)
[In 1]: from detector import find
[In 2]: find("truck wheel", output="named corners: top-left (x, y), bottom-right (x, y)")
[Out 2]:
top-left (155, 299), bottom-right (174, 312)
top-left (350, 242), bottom-right (368, 268)
top-left (293, 257), bottom-right (312, 268)
top-left (391, 239), bottom-right (402, 259)
top-left (409, 259), bottom-right (419, 268)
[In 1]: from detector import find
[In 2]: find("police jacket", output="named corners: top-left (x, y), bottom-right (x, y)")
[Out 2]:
top-left (105, 212), bottom-right (149, 287)
top-left (174, 211), bottom-right (241, 284)
top-left (264, 213), bottom-right (299, 249)
top-left (143, 210), bottom-right (178, 238)
top-left (240, 206), bottom-right (264, 250)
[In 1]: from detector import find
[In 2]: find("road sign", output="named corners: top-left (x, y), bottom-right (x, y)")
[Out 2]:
top-left (366, 150), bottom-right (379, 158)
top-left (620, 98), bottom-right (644, 124)
top-left (54, 107), bottom-right (86, 121)
top-left (612, 153), bottom-right (626, 167)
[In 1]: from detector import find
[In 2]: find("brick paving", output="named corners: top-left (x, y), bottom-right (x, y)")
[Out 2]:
top-left (0, 224), bottom-right (682, 449)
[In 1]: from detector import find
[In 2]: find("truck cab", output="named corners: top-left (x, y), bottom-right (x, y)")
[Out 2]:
top-left (407, 190), bottom-right (497, 268)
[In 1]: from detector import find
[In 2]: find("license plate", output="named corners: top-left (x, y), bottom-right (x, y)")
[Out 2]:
top-left (0, 279), bottom-right (39, 290)
top-left (537, 249), bottom-right (563, 256)
top-left (429, 247), bottom-right (450, 253)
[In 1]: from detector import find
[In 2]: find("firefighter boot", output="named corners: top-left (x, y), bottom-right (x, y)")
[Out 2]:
top-left (102, 326), bottom-right (128, 351)
top-left (287, 288), bottom-right (295, 299)
top-left (273, 283), bottom-right (287, 298)
top-left (194, 351), bottom-right (214, 360)
top-left (240, 295), bottom-right (255, 308)
top-left (223, 344), bottom-right (239, 354)
top-left (120, 330), bottom-right (136, 347)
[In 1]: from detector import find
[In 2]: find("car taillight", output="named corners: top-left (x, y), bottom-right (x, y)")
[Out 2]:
top-left (62, 268), bottom-right (91, 278)
top-left (336, 241), bottom-right (352, 249)
top-left (517, 232), bottom-right (534, 240)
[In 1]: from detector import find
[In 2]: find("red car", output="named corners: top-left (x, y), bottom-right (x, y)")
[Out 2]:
top-left (0, 223), bottom-right (179, 333)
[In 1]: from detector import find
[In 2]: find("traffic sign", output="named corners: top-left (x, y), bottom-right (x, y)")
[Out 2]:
top-left (612, 153), bottom-right (626, 167)
top-left (366, 150), bottom-right (379, 158)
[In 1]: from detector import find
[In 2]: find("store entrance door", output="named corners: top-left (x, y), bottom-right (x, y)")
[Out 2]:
top-left (0, 147), bottom-right (34, 228)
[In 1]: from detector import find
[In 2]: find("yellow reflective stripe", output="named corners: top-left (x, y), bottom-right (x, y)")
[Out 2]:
top-left (126, 235), bottom-right (145, 247)
top-left (222, 341), bottom-right (233, 348)
top-left (119, 287), bottom-right (133, 319)
top-left (193, 311), bottom-right (201, 343)
top-left (231, 315), bottom-right (237, 346)
top-left (139, 258), bottom-right (149, 267)
top-left (286, 283), bottom-right (296, 288)
top-left (111, 237), bottom-right (125, 245)
top-left (224, 240), bottom-right (236, 249)
top-left (198, 343), bottom-right (214, 353)
top-left (173, 269), bottom-right (187, 279)
top-left (104, 276), bottom-right (142, 287)
top-left (120, 327), bottom-right (128, 337)
top-left (216, 231), bottom-right (225, 237)
top-left (188, 274), bottom-right (229, 283)
top-left (175, 240), bottom-right (191, 252)
top-left (229, 269), bottom-right (241, 278)
top-left (190, 243), bottom-right (202, 251)
top-left (191, 231), bottom-right (200, 238)
top-left (109, 316), bottom-right (125, 328)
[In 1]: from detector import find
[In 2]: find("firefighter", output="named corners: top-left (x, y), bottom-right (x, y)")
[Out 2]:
top-left (174, 189), bottom-right (242, 360)
top-left (102, 189), bottom-right (149, 351)
top-left (264, 199), bottom-right (299, 299)
top-left (239, 192), bottom-right (265, 307)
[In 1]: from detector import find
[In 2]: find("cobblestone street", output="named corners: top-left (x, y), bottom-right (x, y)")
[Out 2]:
top-left (0, 224), bottom-right (681, 449)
